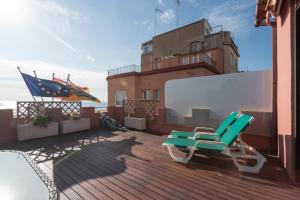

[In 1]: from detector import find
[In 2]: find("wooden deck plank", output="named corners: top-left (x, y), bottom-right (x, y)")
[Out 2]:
top-left (67, 152), bottom-right (157, 200)
top-left (40, 162), bottom-right (84, 200)
top-left (81, 143), bottom-right (226, 200)
top-left (1, 129), bottom-right (300, 200)
top-left (91, 137), bottom-right (263, 199)
top-left (100, 133), bottom-right (300, 200)
top-left (57, 164), bottom-right (111, 200)
top-left (60, 161), bottom-right (125, 200)
top-left (74, 148), bottom-right (187, 200)
top-left (43, 161), bottom-right (99, 200)
top-left (64, 158), bottom-right (139, 200)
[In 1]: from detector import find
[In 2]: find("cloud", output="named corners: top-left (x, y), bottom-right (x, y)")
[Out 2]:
top-left (34, 0), bottom-right (86, 22)
top-left (160, 9), bottom-right (175, 23)
top-left (204, 0), bottom-right (255, 36)
top-left (0, 57), bottom-right (107, 101)
top-left (158, 0), bottom-right (164, 5)
top-left (33, 0), bottom-right (87, 35)
top-left (86, 55), bottom-right (96, 63)
top-left (37, 24), bottom-right (79, 54)
top-left (134, 19), bottom-right (154, 32)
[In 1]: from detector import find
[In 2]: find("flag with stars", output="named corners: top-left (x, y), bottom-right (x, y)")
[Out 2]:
top-left (21, 73), bottom-right (70, 97)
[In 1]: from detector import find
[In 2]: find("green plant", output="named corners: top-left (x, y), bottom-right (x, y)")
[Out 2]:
top-left (31, 115), bottom-right (52, 128)
top-left (69, 113), bottom-right (80, 120)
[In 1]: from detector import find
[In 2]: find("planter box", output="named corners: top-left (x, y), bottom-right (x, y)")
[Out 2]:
top-left (17, 122), bottom-right (59, 141)
top-left (60, 118), bottom-right (90, 134)
top-left (125, 117), bottom-right (146, 130)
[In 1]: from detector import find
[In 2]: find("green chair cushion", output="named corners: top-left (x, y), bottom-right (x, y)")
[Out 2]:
top-left (170, 131), bottom-right (196, 138)
top-left (163, 138), bottom-right (196, 148)
top-left (196, 143), bottom-right (226, 151)
top-left (220, 114), bottom-right (253, 146)
top-left (196, 133), bottom-right (219, 140)
top-left (214, 112), bottom-right (239, 136)
top-left (163, 138), bottom-right (226, 151)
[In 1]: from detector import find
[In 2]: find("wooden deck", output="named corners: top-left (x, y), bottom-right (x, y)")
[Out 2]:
top-left (1, 129), bottom-right (300, 200)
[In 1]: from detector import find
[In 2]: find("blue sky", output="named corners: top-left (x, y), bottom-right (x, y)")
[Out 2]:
top-left (0, 0), bottom-right (272, 101)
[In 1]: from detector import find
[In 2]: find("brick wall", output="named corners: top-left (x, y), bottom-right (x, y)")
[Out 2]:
top-left (0, 109), bottom-right (17, 144)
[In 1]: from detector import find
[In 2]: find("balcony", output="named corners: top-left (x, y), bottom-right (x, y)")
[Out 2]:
top-left (154, 52), bottom-right (216, 70)
top-left (108, 64), bottom-right (141, 76)
top-left (107, 53), bottom-right (216, 77)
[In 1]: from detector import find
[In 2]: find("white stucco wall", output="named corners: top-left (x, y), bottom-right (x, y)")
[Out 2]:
top-left (165, 69), bottom-right (272, 125)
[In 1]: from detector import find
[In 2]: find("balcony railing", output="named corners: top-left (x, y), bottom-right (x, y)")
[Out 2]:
top-left (108, 64), bottom-right (141, 76)
top-left (107, 53), bottom-right (216, 77)
top-left (154, 52), bottom-right (216, 70)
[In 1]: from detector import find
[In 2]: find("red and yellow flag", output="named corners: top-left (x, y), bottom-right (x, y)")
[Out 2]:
top-left (53, 77), bottom-right (100, 103)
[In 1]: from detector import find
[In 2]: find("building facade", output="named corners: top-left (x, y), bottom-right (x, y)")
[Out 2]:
top-left (255, 0), bottom-right (300, 182)
top-left (107, 19), bottom-right (239, 118)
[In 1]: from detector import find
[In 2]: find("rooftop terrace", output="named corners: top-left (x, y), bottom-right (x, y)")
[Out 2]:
top-left (1, 128), bottom-right (299, 200)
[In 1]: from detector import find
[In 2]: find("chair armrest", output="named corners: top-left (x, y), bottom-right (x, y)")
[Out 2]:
top-left (194, 127), bottom-right (215, 133)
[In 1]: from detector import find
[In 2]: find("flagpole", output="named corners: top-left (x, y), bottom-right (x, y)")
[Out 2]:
top-left (61, 74), bottom-right (70, 102)
top-left (17, 67), bottom-right (37, 103)
top-left (66, 74), bottom-right (70, 84)
top-left (52, 73), bottom-right (55, 102)
top-left (33, 70), bottom-right (44, 102)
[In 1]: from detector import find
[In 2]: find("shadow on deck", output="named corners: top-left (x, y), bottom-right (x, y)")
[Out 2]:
top-left (0, 129), bottom-right (299, 200)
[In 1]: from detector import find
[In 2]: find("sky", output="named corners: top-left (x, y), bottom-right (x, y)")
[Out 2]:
top-left (0, 0), bottom-right (272, 102)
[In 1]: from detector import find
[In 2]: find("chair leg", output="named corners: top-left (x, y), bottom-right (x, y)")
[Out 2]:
top-left (164, 144), bottom-right (195, 163)
top-left (222, 144), bottom-right (267, 174)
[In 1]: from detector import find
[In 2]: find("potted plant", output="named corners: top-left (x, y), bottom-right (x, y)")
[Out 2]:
top-left (17, 115), bottom-right (59, 141)
top-left (60, 113), bottom-right (90, 134)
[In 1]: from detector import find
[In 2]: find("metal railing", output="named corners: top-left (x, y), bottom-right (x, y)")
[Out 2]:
top-left (154, 52), bottom-right (216, 69)
top-left (108, 53), bottom-right (216, 77)
top-left (108, 64), bottom-right (141, 76)
top-left (205, 25), bottom-right (222, 35)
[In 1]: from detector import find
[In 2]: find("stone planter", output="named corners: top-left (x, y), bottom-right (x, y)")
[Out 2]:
top-left (125, 117), bottom-right (146, 130)
top-left (60, 118), bottom-right (90, 134)
top-left (17, 122), bottom-right (59, 141)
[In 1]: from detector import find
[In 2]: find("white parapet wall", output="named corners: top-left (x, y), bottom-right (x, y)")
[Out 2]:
top-left (165, 69), bottom-right (273, 126)
top-left (17, 122), bottom-right (59, 141)
top-left (60, 118), bottom-right (90, 134)
top-left (125, 117), bottom-right (146, 130)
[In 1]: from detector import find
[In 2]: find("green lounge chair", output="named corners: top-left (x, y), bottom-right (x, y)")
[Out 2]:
top-left (169, 112), bottom-right (240, 140)
top-left (163, 114), bottom-right (267, 174)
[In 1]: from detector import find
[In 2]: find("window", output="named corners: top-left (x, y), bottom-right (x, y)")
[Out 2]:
top-left (153, 89), bottom-right (160, 101)
top-left (115, 91), bottom-right (127, 106)
top-left (142, 89), bottom-right (151, 100)
top-left (190, 42), bottom-right (198, 53)
top-left (142, 42), bottom-right (153, 54)
top-left (190, 41), bottom-right (203, 53)
top-left (181, 56), bottom-right (189, 65)
top-left (196, 54), bottom-right (202, 62)
top-left (191, 55), bottom-right (196, 64)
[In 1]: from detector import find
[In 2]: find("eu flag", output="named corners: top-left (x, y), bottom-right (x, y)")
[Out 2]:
top-left (21, 73), bottom-right (70, 97)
